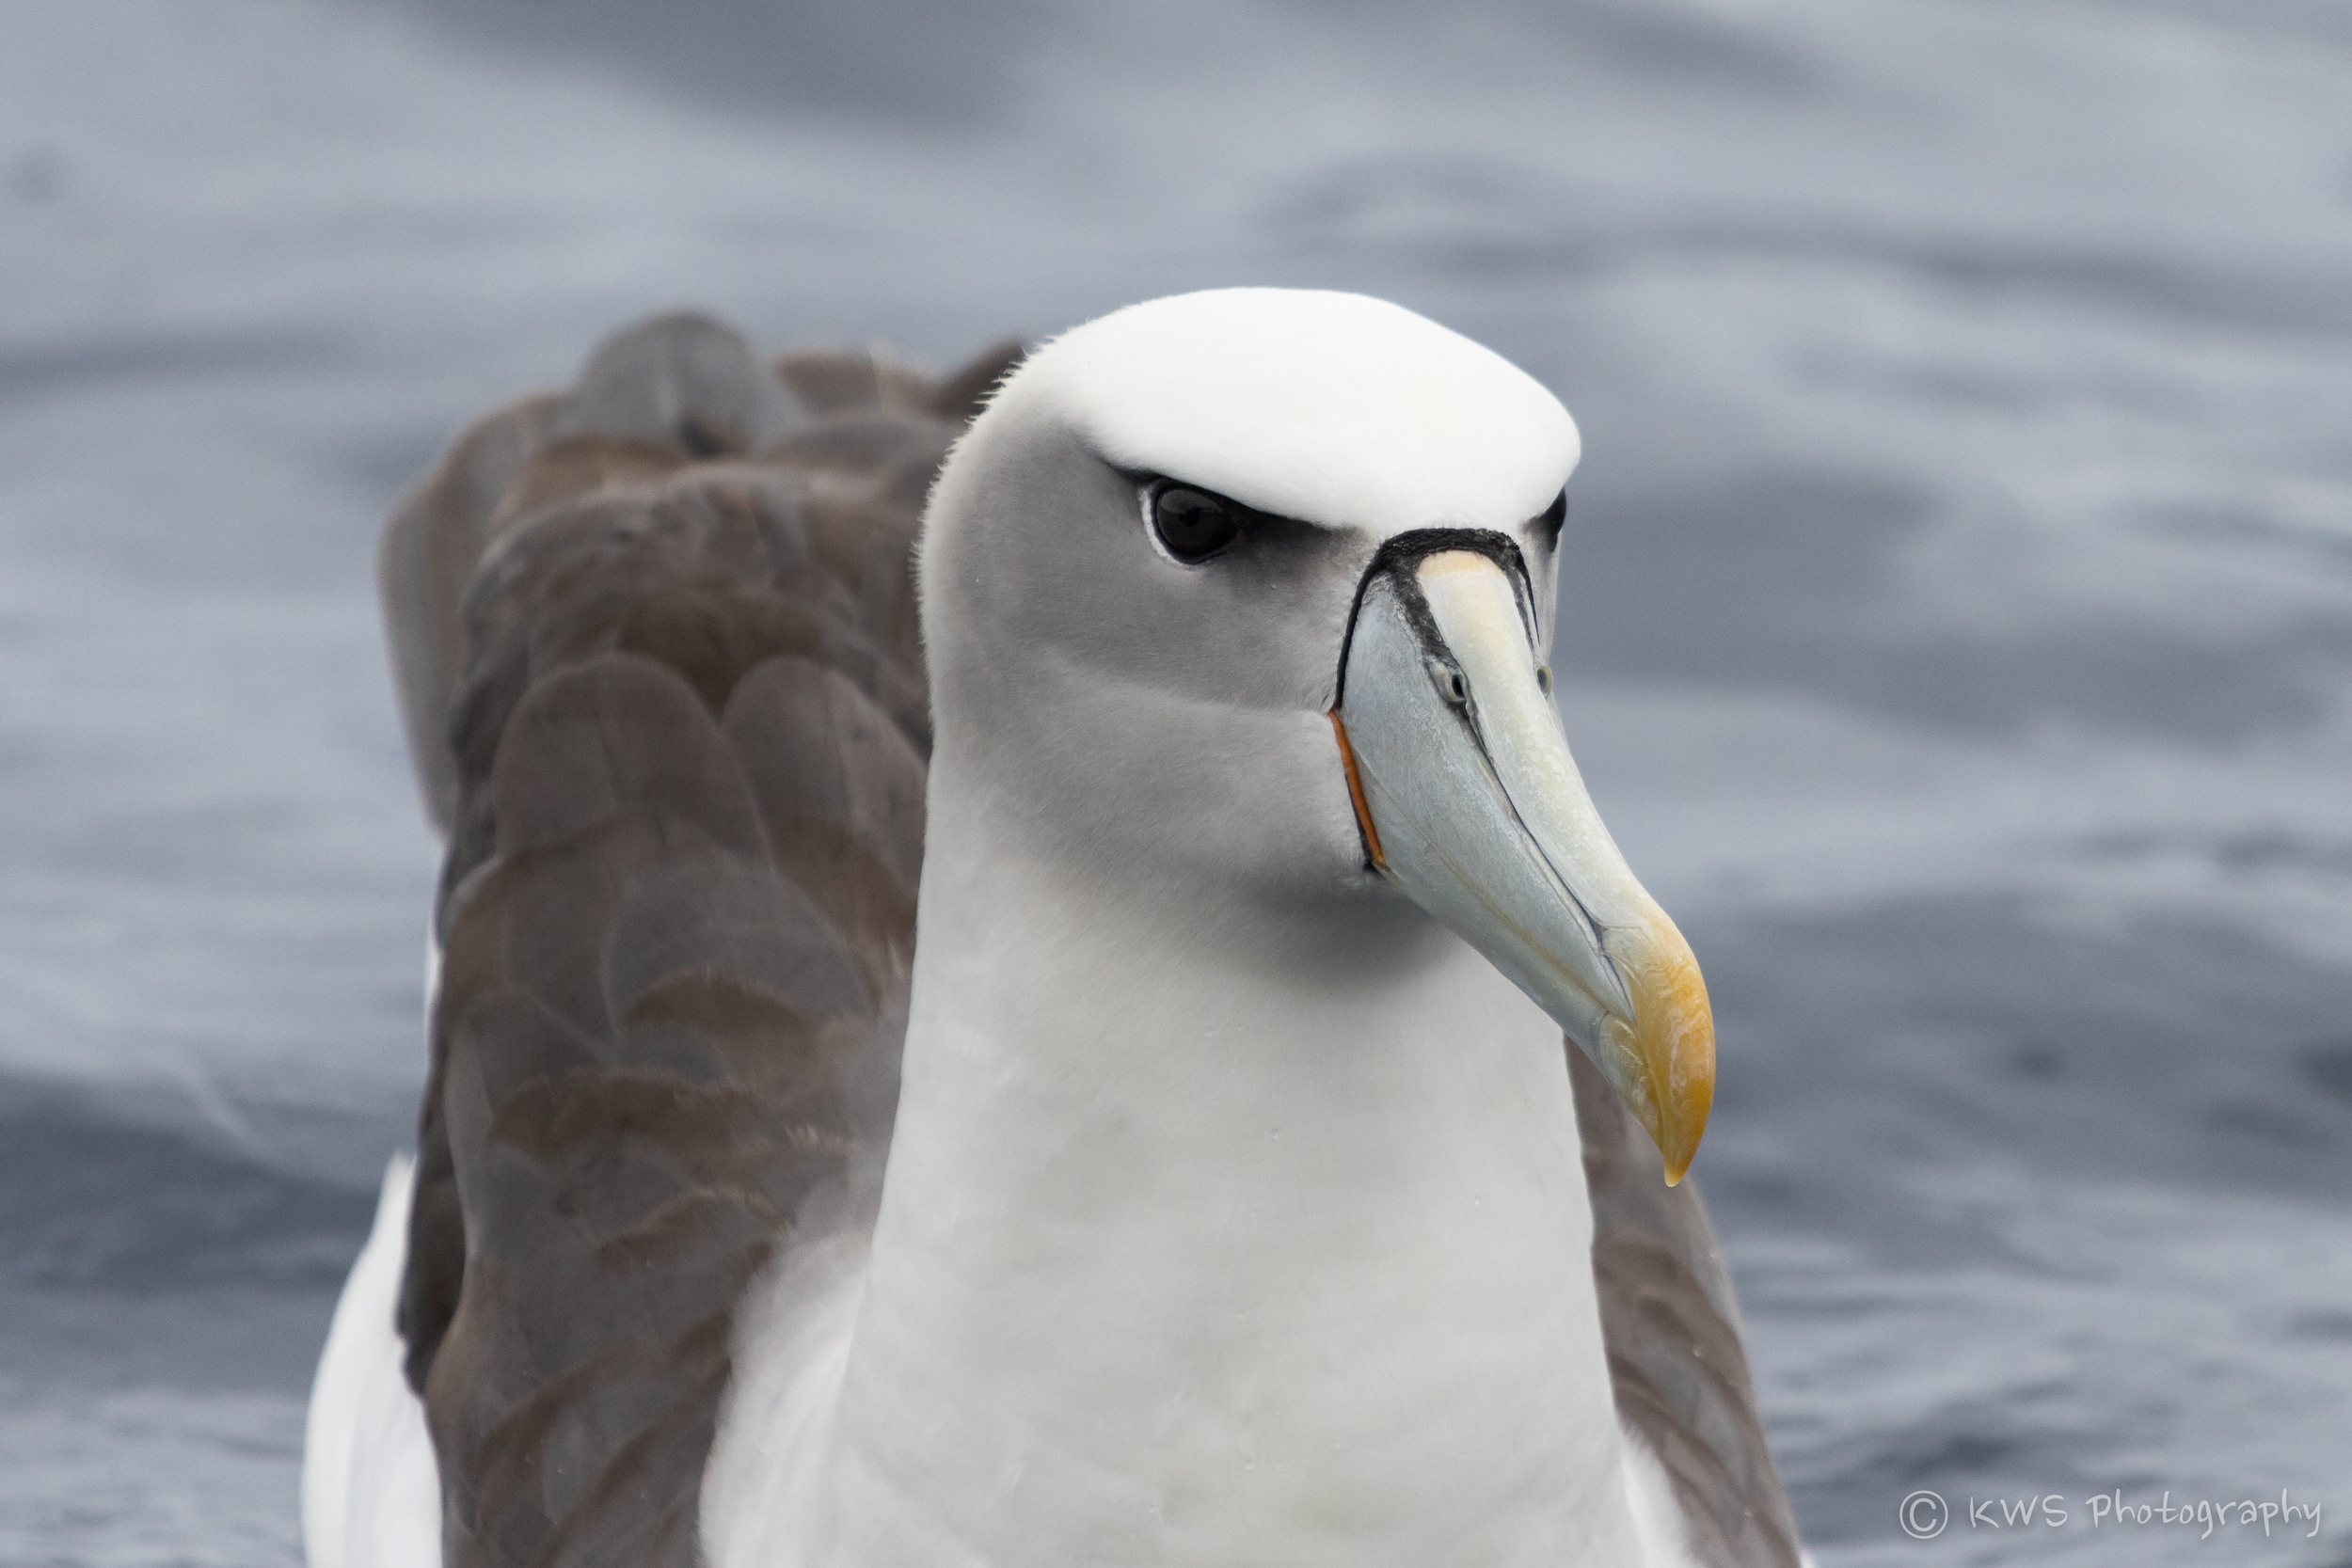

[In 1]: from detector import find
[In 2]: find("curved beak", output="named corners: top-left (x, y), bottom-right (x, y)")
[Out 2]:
top-left (1332, 545), bottom-right (1714, 1183)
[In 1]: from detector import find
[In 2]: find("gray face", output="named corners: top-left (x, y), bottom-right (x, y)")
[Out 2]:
top-left (919, 405), bottom-right (1568, 908)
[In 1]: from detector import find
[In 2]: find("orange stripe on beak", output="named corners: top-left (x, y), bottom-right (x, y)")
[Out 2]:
top-left (1327, 710), bottom-right (1385, 870)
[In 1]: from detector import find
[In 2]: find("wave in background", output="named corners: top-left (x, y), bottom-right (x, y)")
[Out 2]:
top-left (1, 1), bottom-right (2347, 1561)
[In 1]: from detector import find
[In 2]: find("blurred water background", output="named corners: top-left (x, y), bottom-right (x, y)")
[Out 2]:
top-left (2, 1), bottom-right (2348, 1562)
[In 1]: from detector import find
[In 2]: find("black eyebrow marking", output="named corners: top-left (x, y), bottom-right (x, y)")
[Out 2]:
top-left (1534, 487), bottom-right (1567, 539)
top-left (1110, 467), bottom-right (1345, 541)
top-left (1108, 467), bottom-right (1359, 581)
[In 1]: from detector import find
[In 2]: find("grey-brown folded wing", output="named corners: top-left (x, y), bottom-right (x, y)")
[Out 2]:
top-left (378, 391), bottom-right (566, 834)
top-left (1569, 1043), bottom-right (1804, 1568)
top-left (383, 313), bottom-right (1018, 1568)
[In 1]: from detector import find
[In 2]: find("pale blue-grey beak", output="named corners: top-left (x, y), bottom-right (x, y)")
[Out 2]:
top-left (1332, 546), bottom-right (1715, 1183)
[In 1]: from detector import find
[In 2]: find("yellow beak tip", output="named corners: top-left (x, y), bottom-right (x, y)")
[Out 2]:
top-left (1657, 1123), bottom-right (1703, 1186)
top-left (1631, 1095), bottom-right (1706, 1186)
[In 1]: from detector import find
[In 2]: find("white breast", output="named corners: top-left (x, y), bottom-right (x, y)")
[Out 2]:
top-left (698, 822), bottom-right (1652, 1568)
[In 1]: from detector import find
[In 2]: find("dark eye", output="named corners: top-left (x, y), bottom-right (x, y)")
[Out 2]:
top-left (1150, 483), bottom-right (1245, 563)
top-left (1534, 488), bottom-right (1567, 542)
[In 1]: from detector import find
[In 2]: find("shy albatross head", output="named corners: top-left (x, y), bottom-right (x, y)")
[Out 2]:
top-left (920, 287), bottom-right (1713, 1180)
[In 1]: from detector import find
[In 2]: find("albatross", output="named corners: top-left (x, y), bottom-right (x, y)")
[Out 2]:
top-left (303, 290), bottom-right (1803, 1568)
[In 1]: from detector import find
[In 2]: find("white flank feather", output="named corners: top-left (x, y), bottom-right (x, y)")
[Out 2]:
top-left (302, 1153), bottom-right (443, 1568)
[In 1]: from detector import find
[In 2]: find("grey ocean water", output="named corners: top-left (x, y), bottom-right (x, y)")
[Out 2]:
top-left (2, 1), bottom-right (2347, 1561)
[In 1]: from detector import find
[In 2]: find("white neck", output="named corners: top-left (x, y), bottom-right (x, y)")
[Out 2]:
top-left (707, 783), bottom-right (1643, 1568)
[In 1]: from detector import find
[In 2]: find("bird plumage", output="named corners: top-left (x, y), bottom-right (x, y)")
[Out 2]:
top-left (310, 306), bottom-right (1797, 1568)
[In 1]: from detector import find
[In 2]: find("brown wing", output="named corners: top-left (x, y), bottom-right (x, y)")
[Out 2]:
top-left (384, 311), bottom-right (1018, 1568)
top-left (378, 390), bottom-right (565, 834)
top-left (1568, 1043), bottom-right (1804, 1567)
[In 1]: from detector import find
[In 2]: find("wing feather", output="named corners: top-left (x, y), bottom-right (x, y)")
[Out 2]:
top-left (378, 393), bottom-right (565, 834)
top-left (1569, 1042), bottom-right (1804, 1568)
top-left (380, 312), bottom-right (956, 1568)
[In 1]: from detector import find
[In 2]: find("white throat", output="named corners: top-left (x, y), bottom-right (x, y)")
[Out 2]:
top-left (704, 770), bottom-right (1645, 1567)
